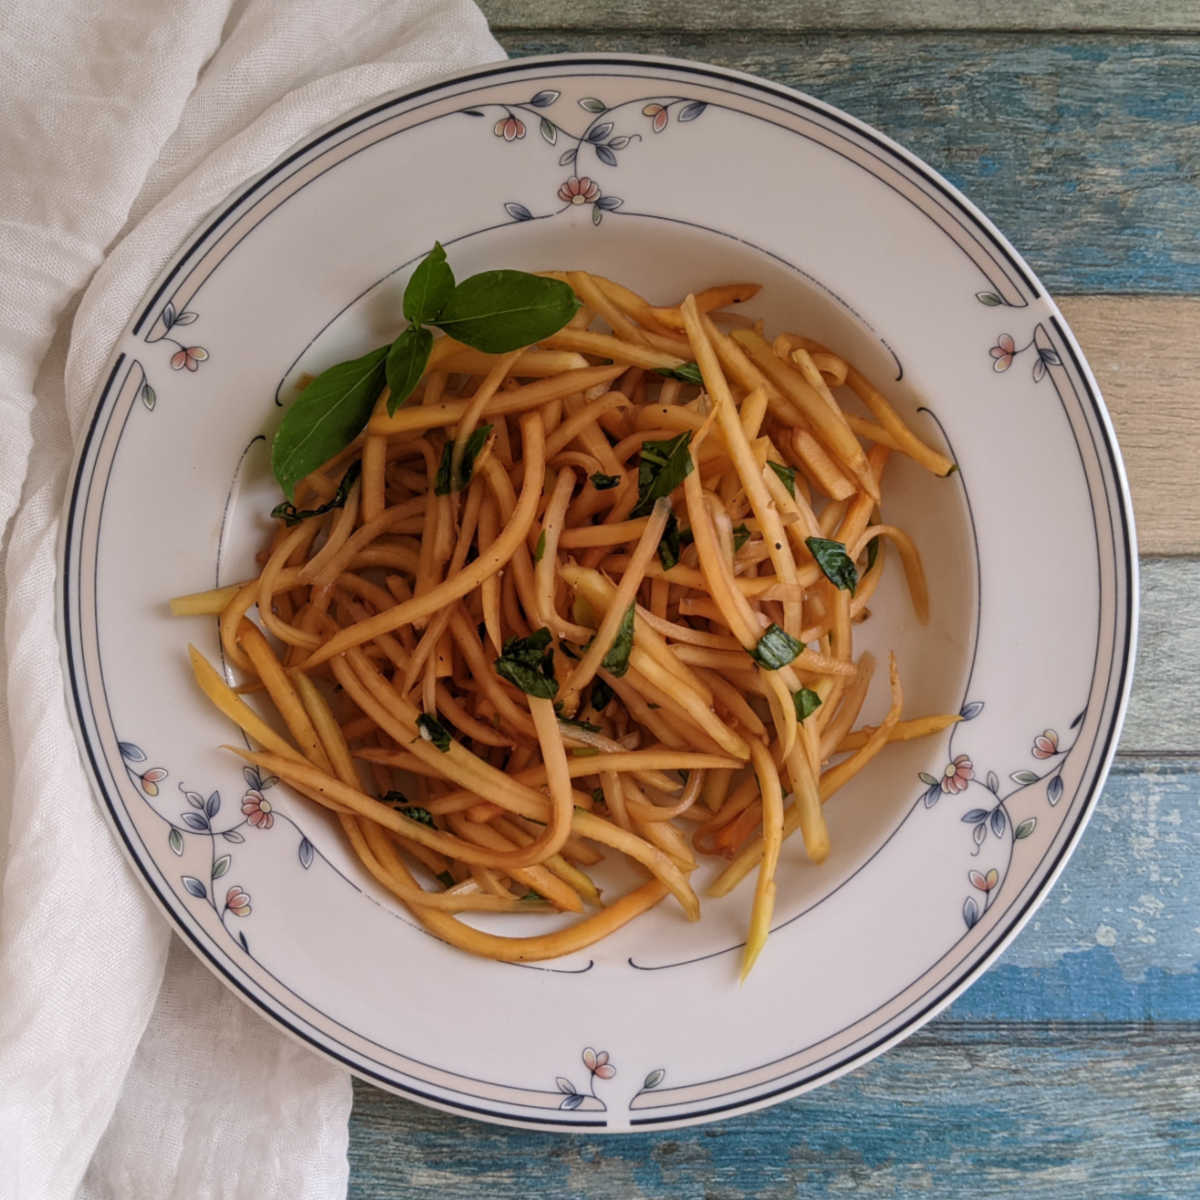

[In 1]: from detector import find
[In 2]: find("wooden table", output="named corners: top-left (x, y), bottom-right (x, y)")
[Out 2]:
top-left (348, 7), bottom-right (1200, 1194)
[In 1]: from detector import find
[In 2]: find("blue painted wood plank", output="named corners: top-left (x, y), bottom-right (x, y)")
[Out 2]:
top-left (348, 1025), bottom-right (1200, 1198)
top-left (496, 34), bottom-right (1200, 294)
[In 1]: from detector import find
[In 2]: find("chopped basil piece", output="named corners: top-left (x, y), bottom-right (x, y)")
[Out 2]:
top-left (805, 536), bottom-right (859, 593)
top-left (654, 361), bottom-right (704, 385)
top-left (591, 472), bottom-right (620, 490)
top-left (271, 462), bottom-right (362, 526)
top-left (600, 604), bottom-right (635, 677)
top-left (416, 713), bottom-right (452, 752)
top-left (768, 460), bottom-right (797, 498)
top-left (865, 536), bottom-right (880, 572)
top-left (591, 788), bottom-right (604, 805)
top-left (631, 431), bottom-right (693, 517)
top-left (750, 623), bottom-right (804, 670)
top-left (404, 806), bottom-right (436, 828)
top-left (732, 523), bottom-right (751, 551)
top-left (380, 790), bottom-right (410, 810)
top-left (436, 870), bottom-right (457, 889)
top-left (494, 627), bottom-right (558, 699)
top-left (589, 676), bottom-right (614, 712)
top-left (793, 688), bottom-right (822, 721)
top-left (434, 423), bottom-right (492, 495)
top-left (533, 529), bottom-right (547, 563)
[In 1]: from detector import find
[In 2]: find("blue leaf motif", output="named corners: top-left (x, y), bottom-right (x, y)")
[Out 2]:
top-left (118, 741), bottom-right (146, 763)
top-left (1070, 708), bottom-right (1086, 730)
top-left (990, 807), bottom-right (1007, 837)
top-left (1039, 347), bottom-right (1062, 367)
top-left (594, 145), bottom-right (618, 167)
top-left (243, 765), bottom-right (264, 790)
top-left (595, 195), bottom-right (623, 211)
top-left (922, 783), bottom-right (942, 808)
top-left (504, 202), bottom-right (534, 222)
top-left (560, 1093), bottom-right (585, 1110)
top-left (959, 700), bottom-right (984, 721)
top-left (181, 875), bottom-right (207, 899)
top-left (1014, 817), bottom-right (1037, 840)
top-left (298, 837), bottom-right (315, 869)
top-left (986, 770), bottom-right (1000, 794)
top-left (578, 97), bottom-right (607, 113)
top-left (918, 771), bottom-right (939, 787)
top-left (558, 147), bottom-right (577, 167)
top-left (1032, 356), bottom-right (1047, 383)
top-left (539, 118), bottom-right (557, 145)
top-left (530, 89), bottom-right (560, 108)
top-left (462, 108), bottom-right (485, 117)
top-left (555, 1076), bottom-right (575, 1094)
top-left (238, 930), bottom-right (250, 952)
top-left (973, 822), bottom-right (987, 846)
top-left (140, 383), bottom-right (156, 411)
top-left (961, 808), bottom-right (989, 824)
top-left (642, 1068), bottom-right (665, 1090)
top-left (211, 854), bottom-right (231, 880)
top-left (222, 829), bottom-right (245, 844)
top-left (592, 208), bottom-right (603, 227)
top-left (1010, 769), bottom-right (1040, 786)
top-left (184, 790), bottom-right (205, 809)
top-left (678, 101), bottom-right (707, 122)
top-left (607, 136), bottom-right (631, 150)
top-left (963, 897), bottom-right (979, 929)
top-left (975, 291), bottom-right (1004, 306)
top-left (180, 811), bottom-right (209, 832)
top-left (173, 310), bottom-right (198, 326)
top-left (162, 301), bottom-right (176, 328)
top-left (586, 122), bottom-right (614, 144)
top-left (205, 790), bottom-right (221, 818)
top-left (1048, 775), bottom-right (1064, 805)
top-left (168, 828), bottom-right (184, 856)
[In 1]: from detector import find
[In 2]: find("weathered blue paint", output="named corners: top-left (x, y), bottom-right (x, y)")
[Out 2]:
top-left (348, 1027), bottom-right (1200, 1198)
top-left (498, 34), bottom-right (1200, 294)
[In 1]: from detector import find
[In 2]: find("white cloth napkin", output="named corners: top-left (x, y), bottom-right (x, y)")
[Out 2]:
top-left (0, 3), bottom-right (504, 1196)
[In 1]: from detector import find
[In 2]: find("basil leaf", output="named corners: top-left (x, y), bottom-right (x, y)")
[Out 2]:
top-left (271, 344), bottom-right (388, 500)
top-left (865, 536), bottom-right (880, 572)
top-left (403, 242), bottom-right (454, 326)
top-left (403, 806), bottom-right (436, 828)
top-left (632, 431), bottom-right (693, 517)
top-left (658, 511), bottom-right (694, 571)
top-left (521, 890), bottom-right (544, 902)
top-left (436, 870), bottom-right (457, 889)
top-left (591, 472), bottom-right (620, 490)
top-left (600, 604), bottom-right (635, 677)
top-left (559, 716), bottom-right (601, 733)
top-left (793, 688), bottom-right (822, 721)
top-left (435, 270), bottom-right (580, 353)
top-left (590, 788), bottom-right (604, 805)
top-left (806, 536), bottom-right (859, 593)
top-left (533, 530), bottom-right (547, 563)
top-left (495, 627), bottom-right (558, 698)
top-left (589, 676), bottom-right (614, 712)
top-left (385, 325), bottom-right (434, 415)
top-left (768, 460), bottom-right (796, 498)
top-left (416, 713), bottom-right (452, 752)
top-left (271, 462), bottom-right (361, 526)
top-left (732, 524), bottom-right (751, 551)
top-left (654, 361), bottom-right (704, 385)
top-left (750, 623), bottom-right (803, 670)
top-left (381, 790), bottom-right (410, 809)
top-left (434, 423), bottom-right (492, 495)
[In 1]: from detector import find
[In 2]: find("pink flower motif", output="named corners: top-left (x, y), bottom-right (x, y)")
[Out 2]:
top-left (492, 115), bottom-right (526, 142)
top-left (170, 346), bottom-right (209, 372)
top-left (941, 754), bottom-right (974, 794)
top-left (557, 175), bottom-right (600, 205)
top-left (969, 868), bottom-right (1000, 892)
top-left (582, 1047), bottom-right (616, 1079)
top-left (225, 886), bottom-right (252, 917)
top-left (242, 789), bottom-right (275, 829)
top-left (989, 333), bottom-right (1015, 372)
top-left (1032, 729), bottom-right (1060, 759)
top-left (139, 766), bottom-right (168, 797)
top-left (642, 102), bottom-right (669, 133)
